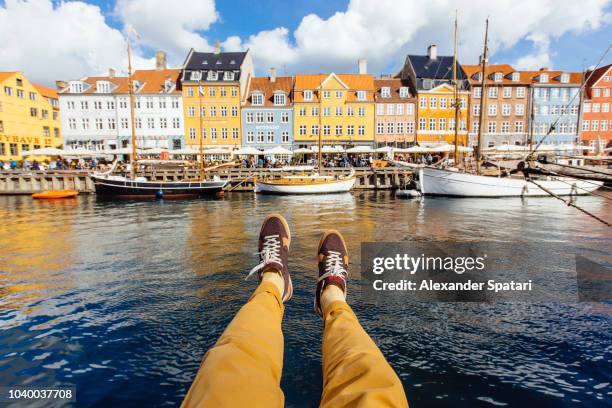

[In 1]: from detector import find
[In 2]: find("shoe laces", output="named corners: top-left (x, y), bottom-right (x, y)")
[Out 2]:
top-left (246, 234), bottom-right (282, 280)
top-left (317, 251), bottom-right (347, 282)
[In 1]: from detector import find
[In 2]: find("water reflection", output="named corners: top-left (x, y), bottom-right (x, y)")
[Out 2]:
top-left (0, 192), bottom-right (609, 407)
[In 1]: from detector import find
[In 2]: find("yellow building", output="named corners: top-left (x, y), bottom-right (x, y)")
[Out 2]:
top-left (416, 84), bottom-right (469, 144)
top-left (0, 72), bottom-right (61, 161)
top-left (180, 48), bottom-right (253, 148)
top-left (293, 73), bottom-right (375, 147)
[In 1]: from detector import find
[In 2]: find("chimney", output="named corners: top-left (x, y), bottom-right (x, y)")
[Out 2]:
top-left (155, 50), bottom-right (167, 70)
top-left (213, 40), bottom-right (221, 54)
top-left (269, 67), bottom-right (277, 83)
top-left (427, 44), bottom-right (437, 60)
top-left (539, 67), bottom-right (548, 72)
top-left (108, 68), bottom-right (116, 78)
top-left (358, 58), bottom-right (367, 74)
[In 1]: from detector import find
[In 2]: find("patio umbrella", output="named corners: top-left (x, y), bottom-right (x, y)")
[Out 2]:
top-left (22, 147), bottom-right (65, 156)
top-left (62, 147), bottom-right (107, 157)
top-left (232, 147), bottom-right (262, 155)
top-left (204, 148), bottom-right (231, 154)
top-left (263, 146), bottom-right (293, 156)
top-left (293, 147), bottom-right (315, 154)
top-left (170, 147), bottom-right (200, 155)
top-left (346, 146), bottom-right (374, 154)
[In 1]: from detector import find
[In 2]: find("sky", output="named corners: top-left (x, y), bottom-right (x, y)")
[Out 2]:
top-left (1, 0), bottom-right (611, 86)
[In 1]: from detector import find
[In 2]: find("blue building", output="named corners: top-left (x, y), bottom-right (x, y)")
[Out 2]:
top-left (528, 69), bottom-right (582, 144)
top-left (241, 73), bottom-right (293, 150)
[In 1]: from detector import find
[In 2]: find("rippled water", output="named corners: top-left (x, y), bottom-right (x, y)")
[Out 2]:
top-left (0, 192), bottom-right (610, 407)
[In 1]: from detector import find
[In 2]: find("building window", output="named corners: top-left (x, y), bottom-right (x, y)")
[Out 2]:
top-left (357, 107), bottom-right (365, 116)
top-left (396, 104), bottom-right (404, 115)
top-left (0, 120), bottom-right (3, 132)
top-left (503, 87), bottom-right (512, 98)
top-left (188, 106), bottom-right (195, 117)
top-left (419, 97), bottom-right (426, 108)
top-left (592, 120), bottom-right (599, 131)
top-left (323, 125), bottom-right (330, 135)
top-left (299, 125), bottom-right (307, 136)
top-left (474, 87), bottom-right (482, 98)
top-left (322, 90), bottom-right (330, 98)
top-left (246, 112), bottom-right (254, 123)
top-left (502, 104), bottom-right (511, 116)
top-left (4, 86), bottom-right (12, 96)
top-left (387, 122), bottom-right (394, 134)
top-left (428, 118), bottom-right (436, 131)
top-left (429, 97), bottom-right (437, 109)
top-left (487, 122), bottom-right (497, 133)
top-left (387, 104), bottom-right (395, 115)
top-left (247, 131), bottom-right (254, 143)
top-left (336, 107), bottom-right (342, 116)
top-left (30, 107), bottom-right (37, 117)
top-left (377, 122), bottom-right (384, 134)
top-left (160, 118), bottom-right (167, 129)
top-left (515, 104), bottom-right (525, 115)
top-left (311, 106), bottom-right (319, 116)
top-left (347, 125), bottom-right (354, 135)
top-left (399, 87), bottom-right (409, 98)
top-left (256, 112), bottom-right (264, 123)
top-left (299, 107), bottom-right (307, 117)
top-left (358, 125), bottom-right (365, 136)
top-left (488, 87), bottom-right (498, 98)
top-left (419, 118), bottom-right (426, 131)
top-left (220, 87), bottom-right (227, 97)
top-left (439, 118), bottom-right (446, 131)
top-left (210, 128), bottom-right (217, 140)
top-left (252, 93), bottom-right (264, 106)
top-left (221, 106), bottom-right (227, 117)
top-left (357, 91), bottom-right (366, 101)
top-left (281, 131), bottom-right (289, 143)
top-left (68, 118), bottom-right (77, 130)
top-left (406, 122), bottom-right (414, 133)
top-left (407, 103), bottom-right (414, 115)
top-left (146, 118), bottom-right (154, 128)
top-left (472, 121), bottom-right (479, 133)
top-left (303, 90), bottom-right (313, 100)
top-left (108, 118), bottom-right (116, 129)
top-left (311, 125), bottom-right (319, 136)
top-left (323, 107), bottom-right (330, 116)
top-left (134, 118), bottom-right (141, 129)
top-left (121, 118), bottom-right (129, 129)
top-left (501, 121), bottom-right (510, 133)
top-left (376, 104), bottom-right (385, 115)
top-left (267, 112), bottom-right (274, 123)
top-left (488, 104), bottom-right (497, 116)
top-left (210, 106), bottom-right (217, 116)
top-left (515, 121), bottom-right (524, 133)
top-left (473, 103), bottom-right (480, 115)
top-left (274, 93), bottom-right (286, 106)
top-left (281, 112), bottom-right (289, 123)
top-left (381, 87), bottom-right (391, 98)
top-left (397, 122), bottom-right (404, 134)
top-left (173, 118), bottom-right (180, 128)
top-left (335, 125), bottom-right (342, 135)
top-left (16, 89), bottom-right (24, 98)
top-left (335, 91), bottom-right (343, 98)
top-left (232, 106), bottom-right (238, 117)
top-left (494, 72), bottom-right (503, 82)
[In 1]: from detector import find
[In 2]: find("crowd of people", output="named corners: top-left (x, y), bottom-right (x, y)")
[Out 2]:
top-left (0, 157), bottom-right (104, 172)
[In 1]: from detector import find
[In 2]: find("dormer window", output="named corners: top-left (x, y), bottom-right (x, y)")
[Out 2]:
top-left (381, 87), bottom-right (391, 98)
top-left (164, 79), bottom-right (173, 92)
top-left (423, 79), bottom-right (432, 89)
top-left (133, 81), bottom-right (141, 92)
top-left (303, 90), bottom-right (313, 101)
top-left (207, 71), bottom-right (218, 81)
top-left (540, 73), bottom-right (549, 83)
top-left (216, 60), bottom-right (222, 65)
top-left (494, 72), bottom-right (503, 82)
top-left (230, 60), bottom-right (236, 65)
top-left (273, 92), bottom-right (286, 106)
top-left (69, 82), bottom-right (84, 93)
top-left (223, 71), bottom-right (235, 81)
top-left (399, 87), bottom-right (409, 98)
top-left (96, 81), bottom-right (111, 93)
top-left (252, 92), bottom-right (264, 106)
top-left (473, 73), bottom-right (482, 82)
top-left (560, 73), bottom-right (569, 83)
top-left (190, 71), bottom-right (202, 81)
top-left (202, 60), bottom-right (208, 65)
top-left (356, 90), bottom-right (366, 101)
top-left (511, 72), bottom-right (520, 82)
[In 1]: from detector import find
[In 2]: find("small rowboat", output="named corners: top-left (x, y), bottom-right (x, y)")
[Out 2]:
top-left (32, 190), bottom-right (79, 199)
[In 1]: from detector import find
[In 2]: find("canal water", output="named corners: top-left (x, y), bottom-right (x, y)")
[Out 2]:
top-left (0, 192), bottom-right (610, 407)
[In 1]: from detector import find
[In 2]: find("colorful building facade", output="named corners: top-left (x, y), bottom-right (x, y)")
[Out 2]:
top-left (58, 65), bottom-right (184, 150)
top-left (399, 45), bottom-right (469, 145)
top-left (463, 64), bottom-right (531, 148)
top-left (526, 69), bottom-right (582, 145)
top-left (0, 71), bottom-right (62, 161)
top-left (373, 78), bottom-right (416, 146)
top-left (241, 73), bottom-right (293, 150)
top-left (293, 73), bottom-right (375, 147)
top-left (181, 48), bottom-right (253, 148)
top-left (581, 64), bottom-right (611, 152)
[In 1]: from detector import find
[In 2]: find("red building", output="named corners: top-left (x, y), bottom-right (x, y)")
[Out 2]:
top-left (581, 64), bottom-right (612, 153)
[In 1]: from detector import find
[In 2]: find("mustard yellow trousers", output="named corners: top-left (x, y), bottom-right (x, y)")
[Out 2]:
top-left (181, 282), bottom-right (408, 407)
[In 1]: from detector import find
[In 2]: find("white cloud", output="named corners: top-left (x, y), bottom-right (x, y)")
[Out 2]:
top-left (114, 0), bottom-right (219, 61)
top-left (514, 34), bottom-right (552, 70)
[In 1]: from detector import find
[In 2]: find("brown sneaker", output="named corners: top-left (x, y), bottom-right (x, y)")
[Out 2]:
top-left (246, 214), bottom-right (292, 302)
top-left (314, 230), bottom-right (349, 317)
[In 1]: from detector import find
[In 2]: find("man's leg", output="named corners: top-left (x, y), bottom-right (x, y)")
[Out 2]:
top-left (181, 215), bottom-right (293, 408)
top-left (314, 231), bottom-right (409, 408)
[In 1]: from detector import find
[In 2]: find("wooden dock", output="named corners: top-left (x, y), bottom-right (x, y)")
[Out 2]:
top-left (0, 167), bottom-right (413, 195)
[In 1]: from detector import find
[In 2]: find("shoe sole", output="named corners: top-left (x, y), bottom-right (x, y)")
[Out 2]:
top-left (261, 213), bottom-right (292, 302)
top-left (315, 229), bottom-right (348, 316)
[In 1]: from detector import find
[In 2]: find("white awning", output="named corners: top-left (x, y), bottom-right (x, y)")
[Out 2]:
top-left (293, 147), bottom-right (315, 154)
top-left (263, 146), bottom-right (293, 155)
top-left (204, 148), bottom-right (231, 154)
top-left (346, 146), bottom-right (374, 153)
top-left (22, 147), bottom-right (65, 156)
top-left (232, 147), bottom-right (262, 155)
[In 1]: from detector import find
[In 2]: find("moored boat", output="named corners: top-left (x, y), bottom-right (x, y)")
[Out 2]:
top-left (91, 174), bottom-right (228, 198)
top-left (418, 167), bottom-right (603, 197)
top-left (32, 190), bottom-right (79, 199)
top-left (254, 170), bottom-right (356, 194)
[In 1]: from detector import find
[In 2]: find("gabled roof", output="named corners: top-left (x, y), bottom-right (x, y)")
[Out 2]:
top-left (33, 83), bottom-right (59, 99)
top-left (184, 51), bottom-right (247, 71)
top-left (406, 55), bottom-right (467, 81)
top-left (585, 64), bottom-right (611, 88)
top-left (59, 69), bottom-right (181, 95)
top-left (522, 69), bottom-right (583, 85)
top-left (293, 73), bottom-right (375, 102)
top-left (244, 76), bottom-right (293, 107)
top-left (461, 64), bottom-right (531, 85)
top-left (0, 71), bottom-right (18, 82)
top-left (373, 78), bottom-right (414, 101)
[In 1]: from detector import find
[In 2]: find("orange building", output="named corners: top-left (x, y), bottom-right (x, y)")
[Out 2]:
top-left (581, 64), bottom-right (611, 152)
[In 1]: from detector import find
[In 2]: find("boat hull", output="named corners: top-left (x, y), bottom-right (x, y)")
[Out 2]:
top-left (32, 190), bottom-right (79, 199)
top-left (419, 167), bottom-right (603, 197)
top-left (92, 176), bottom-right (228, 198)
top-left (254, 176), bottom-right (356, 194)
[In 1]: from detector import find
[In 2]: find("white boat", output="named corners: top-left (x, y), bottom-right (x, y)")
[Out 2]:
top-left (254, 170), bottom-right (356, 194)
top-left (418, 167), bottom-right (603, 197)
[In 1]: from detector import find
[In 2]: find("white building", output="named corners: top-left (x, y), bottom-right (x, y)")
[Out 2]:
top-left (58, 55), bottom-right (185, 150)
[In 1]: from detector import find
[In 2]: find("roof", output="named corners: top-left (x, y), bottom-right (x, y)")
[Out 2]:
top-left (521, 69), bottom-right (583, 85)
top-left (0, 71), bottom-right (18, 82)
top-left (33, 83), bottom-right (59, 99)
top-left (293, 73), bottom-right (375, 102)
top-left (406, 55), bottom-right (467, 81)
top-left (244, 76), bottom-right (293, 107)
top-left (373, 78), bottom-right (414, 101)
top-left (461, 64), bottom-right (531, 85)
top-left (59, 69), bottom-right (181, 95)
top-left (184, 51), bottom-right (247, 71)
top-left (585, 64), bottom-right (612, 88)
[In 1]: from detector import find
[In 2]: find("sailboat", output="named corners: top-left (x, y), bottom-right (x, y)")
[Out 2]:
top-left (417, 17), bottom-right (603, 197)
top-left (92, 33), bottom-right (228, 198)
top-left (254, 82), bottom-right (356, 194)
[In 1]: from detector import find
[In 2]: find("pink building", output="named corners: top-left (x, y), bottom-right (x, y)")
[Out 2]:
top-left (374, 78), bottom-right (416, 146)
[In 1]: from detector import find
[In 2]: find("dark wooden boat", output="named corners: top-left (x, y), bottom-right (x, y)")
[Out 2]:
top-left (91, 175), bottom-right (227, 198)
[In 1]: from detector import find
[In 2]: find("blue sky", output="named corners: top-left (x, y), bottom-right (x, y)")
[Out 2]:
top-left (1, 0), bottom-right (611, 85)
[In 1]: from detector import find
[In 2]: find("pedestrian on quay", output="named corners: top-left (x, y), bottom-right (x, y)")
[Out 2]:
top-left (181, 214), bottom-right (409, 408)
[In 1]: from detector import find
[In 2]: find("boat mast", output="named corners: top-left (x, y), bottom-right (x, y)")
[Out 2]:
top-left (452, 10), bottom-right (460, 165)
top-left (198, 79), bottom-right (205, 180)
top-left (528, 85), bottom-right (535, 153)
top-left (475, 18), bottom-right (489, 175)
top-left (126, 36), bottom-right (138, 179)
top-left (318, 83), bottom-right (323, 173)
